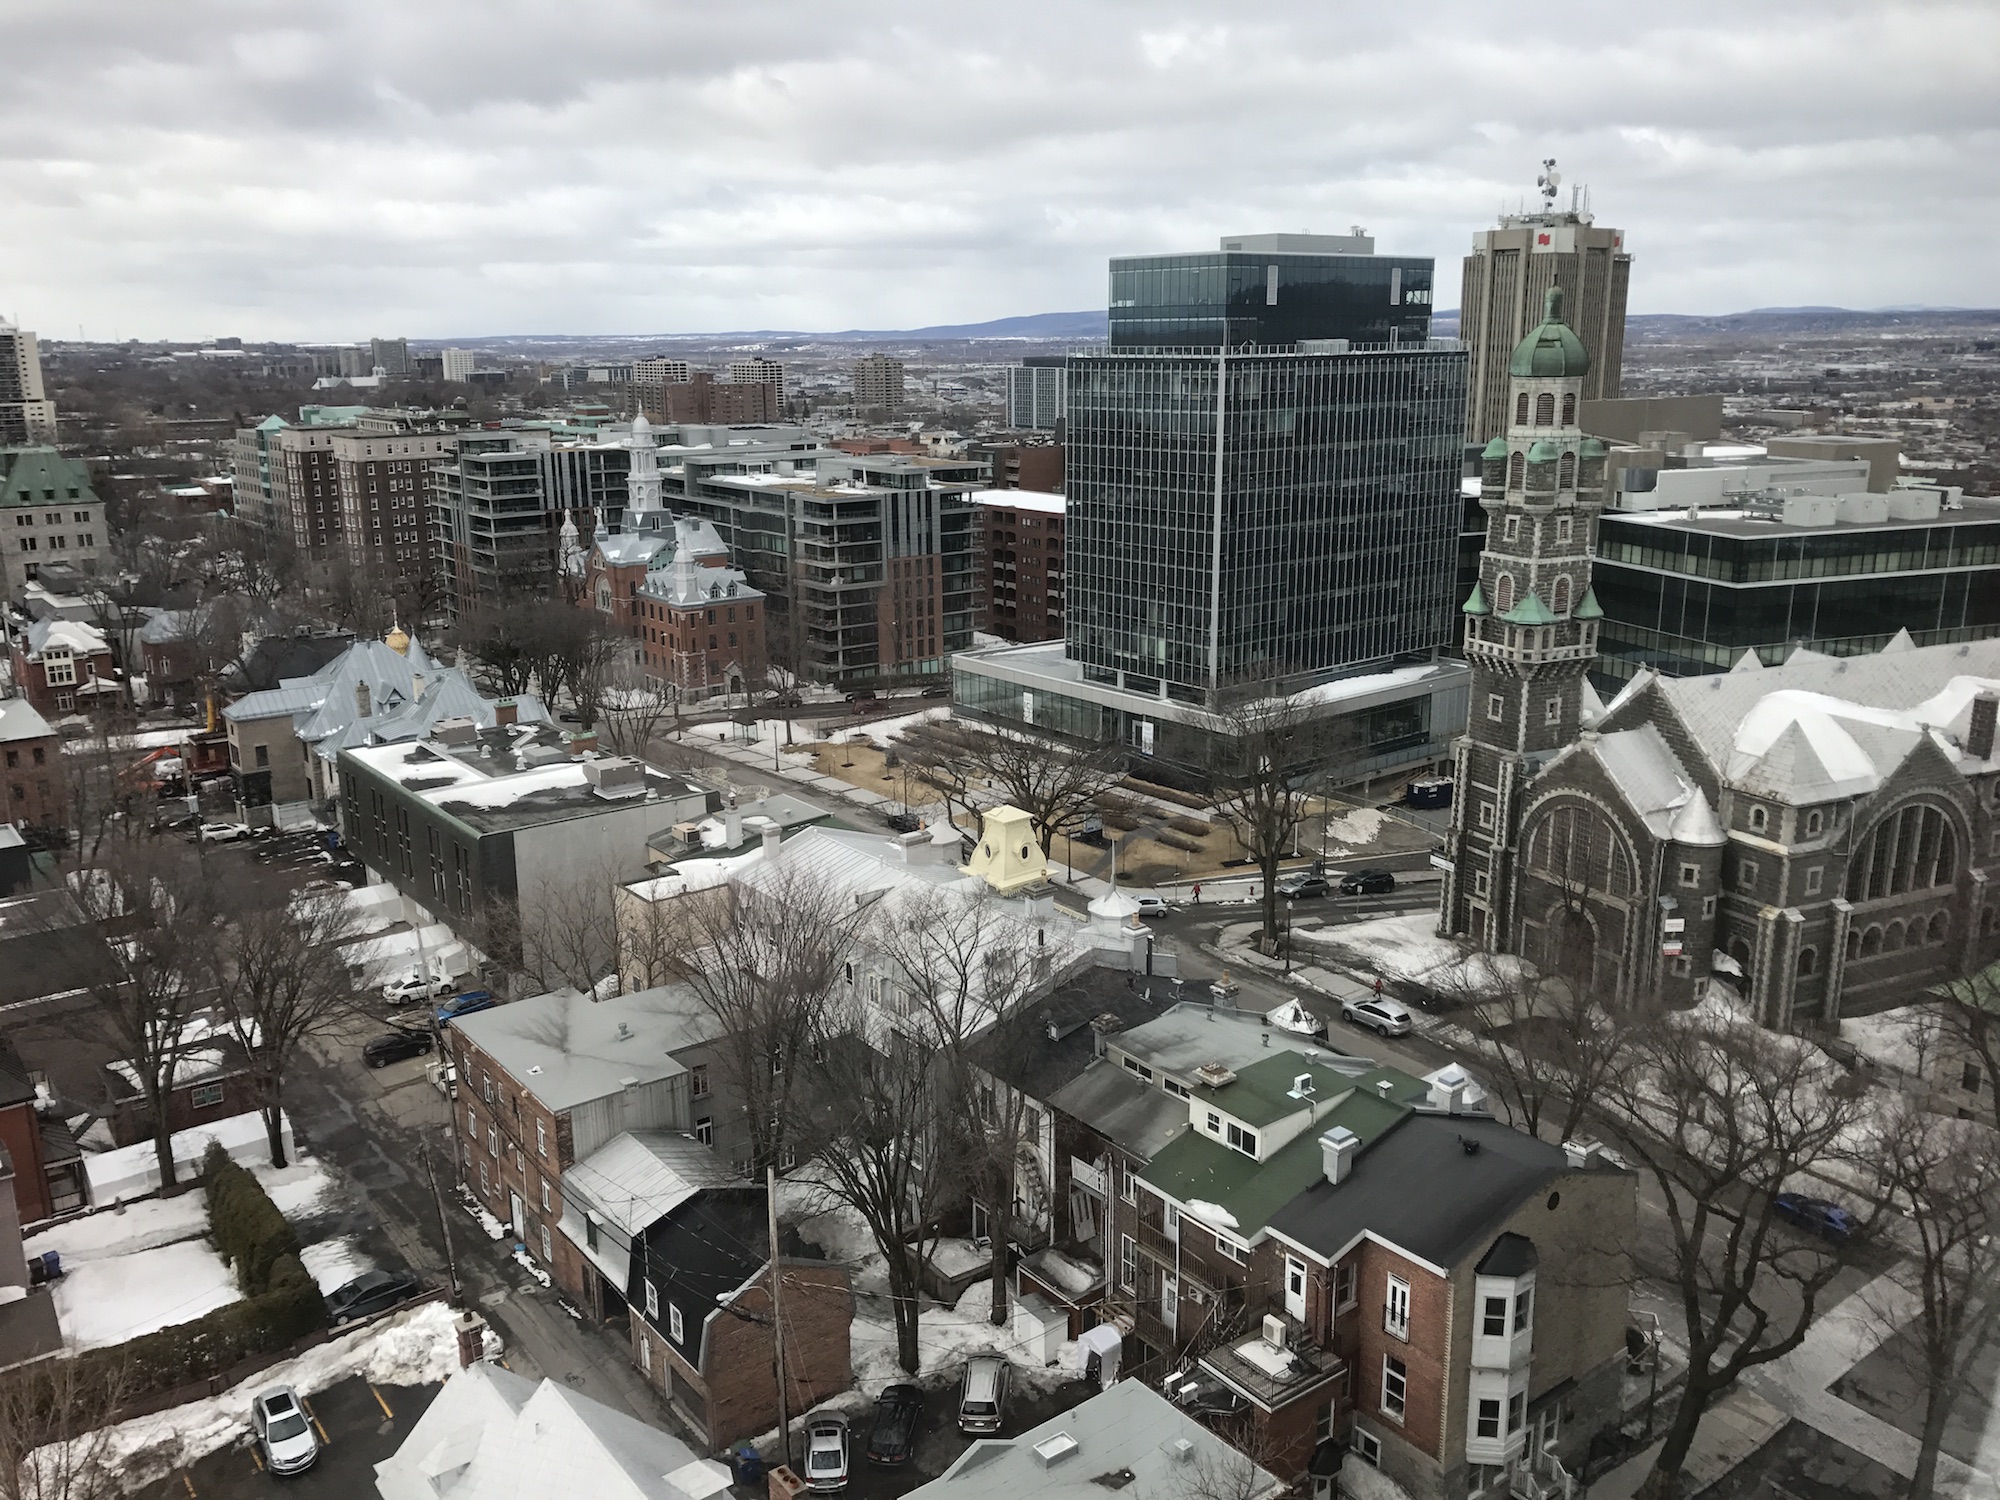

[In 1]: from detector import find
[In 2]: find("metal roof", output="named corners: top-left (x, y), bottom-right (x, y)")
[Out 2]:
top-left (452, 985), bottom-right (712, 1113)
top-left (564, 1130), bottom-right (745, 1238)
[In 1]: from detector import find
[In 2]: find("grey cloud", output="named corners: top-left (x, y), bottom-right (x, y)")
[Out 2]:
top-left (0, 0), bottom-right (1995, 339)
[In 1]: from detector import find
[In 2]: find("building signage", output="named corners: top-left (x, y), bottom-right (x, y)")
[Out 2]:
top-left (1662, 918), bottom-right (1686, 934)
top-left (1429, 854), bottom-right (1454, 872)
top-left (1660, 940), bottom-right (1684, 957)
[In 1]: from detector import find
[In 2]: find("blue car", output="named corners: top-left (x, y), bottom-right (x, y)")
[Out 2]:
top-left (435, 990), bottom-right (497, 1027)
top-left (1773, 1192), bottom-right (1854, 1240)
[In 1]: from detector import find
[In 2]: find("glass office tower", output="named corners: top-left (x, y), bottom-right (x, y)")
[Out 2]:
top-left (1108, 233), bottom-right (1434, 350)
top-left (1064, 344), bottom-right (1467, 703)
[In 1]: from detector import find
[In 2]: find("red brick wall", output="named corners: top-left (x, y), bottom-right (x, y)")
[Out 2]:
top-left (0, 1103), bottom-right (50, 1224)
top-left (454, 1035), bottom-right (571, 1281)
top-left (1, 734), bottom-right (64, 830)
top-left (108, 1070), bottom-right (259, 1147)
top-left (1347, 1243), bottom-right (1451, 1462)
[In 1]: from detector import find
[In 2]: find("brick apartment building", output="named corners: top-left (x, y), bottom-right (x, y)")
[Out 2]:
top-left (968, 440), bottom-right (1064, 494)
top-left (329, 427), bottom-right (455, 580)
top-left (974, 491), bottom-right (1065, 642)
top-left (645, 374), bottom-right (778, 426)
top-left (10, 619), bottom-right (117, 719)
top-left (0, 698), bottom-right (63, 836)
top-left (276, 423), bottom-right (346, 557)
top-left (0, 1036), bottom-right (84, 1224)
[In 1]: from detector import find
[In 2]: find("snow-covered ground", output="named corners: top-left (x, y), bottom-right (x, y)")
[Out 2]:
top-left (37, 1302), bottom-right (465, 1495)
top-left (1841, 1005), bottom-right (1938, 1077)
top-left (54, 1239), bottom-right (240, 1350)
top-left (1322, 807), bottom-right (1389, 845)
top-left (300, 1237), bottom-right (374, 1296)
top-left (84, 1111), bottom-right (298, 1204)
top-left (683, 717), bottom-right (819, 752)
top-left (1298, 910), bottom-right (1525, 990)
top-left (857, 706), bottom-right (950, 748)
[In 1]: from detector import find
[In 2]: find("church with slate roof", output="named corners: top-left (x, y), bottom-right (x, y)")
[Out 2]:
top-left (1441, 292), bottom-right (2000, 1026)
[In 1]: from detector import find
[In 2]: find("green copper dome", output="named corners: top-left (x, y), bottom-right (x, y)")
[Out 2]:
top-left (1580, 436), bottom-right (1608, 458)
top-left (1461, 582), bottom-right (1489, 616)
top-left (1507, 286), bottom-right (1591, 379)
top-left (1480, 437), bottom-right (1509, 460)
top-left (1526, 439), bottom-right (1562, 464)
top-left (1499, 590), bottom-right (1557, 627)
top-left (1574, 586), bottom-right (1604, 621)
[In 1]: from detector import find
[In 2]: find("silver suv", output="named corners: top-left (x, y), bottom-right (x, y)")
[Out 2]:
top-left (252, 1385), bottom-right (319, 1475)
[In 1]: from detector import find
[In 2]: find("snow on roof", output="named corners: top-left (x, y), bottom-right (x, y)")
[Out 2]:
top-left (1570, 724), bottom-right (1704, 840)
top-left (969, 488), bottom-right (1064, 515)
top-left (423, 761), bottom-right (588, 810)
top-left (1285, 660), bottom-right (1456, 709)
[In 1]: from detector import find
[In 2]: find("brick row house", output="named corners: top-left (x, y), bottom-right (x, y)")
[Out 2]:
top-left (10, 618), bottom-right (118, 719)
top-left (449, 986), bottom-right (851, 1449)
top-left (968, 1001), bottom-right (1634, 1500)
top-left (0, 698), bottom-right (63, 838)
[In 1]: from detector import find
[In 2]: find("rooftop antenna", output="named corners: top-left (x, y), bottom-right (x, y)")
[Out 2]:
top-left (1537, 159), bottom-right (1561, 210)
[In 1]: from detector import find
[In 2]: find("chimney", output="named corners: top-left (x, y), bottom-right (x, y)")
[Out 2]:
top-left (566, 730), bottom-right (598, 759)
top-left (1564, 1139), bottom-right (1604, 1170)
top-left (494, 697), bottom-right (518, 727)
top-left (724, 809), bottom-right (744, 848)
top-left (1426, 1065), bottom-right (1473, 1114)
top-left (761, 822), bottom-right (782, 857)
top-left (1320, 1126), bottom-right (1358, 1185)
top-left (1970, 690), bottom-right (1999, 761)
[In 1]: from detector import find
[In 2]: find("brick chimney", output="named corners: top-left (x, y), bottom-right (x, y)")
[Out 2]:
top-left (1970, 689), bottom-right (1998, 761)
top-left (566, 730), bottom-right (598, 759)
top-left (493, 697), bottom-right (518, 728)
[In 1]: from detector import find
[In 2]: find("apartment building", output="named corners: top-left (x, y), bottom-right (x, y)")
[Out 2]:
top-left (330, 426), bottom-right (454, 579)
top-left (726, 358), bottom-right (785, 401)
top-left (654, 374), bottom-right (779, 426)
top-left (277, 421), bottom-right (349, 557)
top-left (852, 353), bottom-right (906, 411)
top-left (0, 448), bottom-right (105, 597)
top-left (431, 430), bottom-right (554, 610)
top-left (0, 699), bottom-right (63, 836)
top-left (0, 325), bottom-right (58, 446)
top-left (974, 490), bottom-right (1065, 642)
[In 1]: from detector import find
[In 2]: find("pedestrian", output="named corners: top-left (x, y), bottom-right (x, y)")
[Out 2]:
top-left (1192, 882), bottom-right (1202, 905)
top-left (1373, 975), bottom-right (1384, 997)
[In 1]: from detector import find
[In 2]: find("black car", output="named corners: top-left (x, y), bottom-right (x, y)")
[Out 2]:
top-left (325, 1269), bottom-right (424, 1326)
top-left (866, 1383), bottom-right (926, 1466)
top-left (362, 1030), bottom-right (435, 1069)
top-left (884, 811), bottom-right (922, 834)
top-left (1773, 1192), bottom-right (1856, 1241)
top-left (1338, 869), bottom-right (1397, 896)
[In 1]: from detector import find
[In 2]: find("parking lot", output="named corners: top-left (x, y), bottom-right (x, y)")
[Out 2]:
top-left (137, 1378), bottom-right (441, 1500)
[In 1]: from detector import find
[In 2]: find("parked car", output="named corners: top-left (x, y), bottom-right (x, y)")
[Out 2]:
top-left (435, 991), bottom-right (497, 1027)
top-left (1275, 872), bottom-right (1328, 900)
top-left (804, 1414), bottom-right (851, 1492)
top-left (884, 811), bottom-right (922, 834)
top-left (363, 1030), bottom-right (435, 1069)
top-left (383, 971), bottom-right (455, 1006)
top-left (1340, 996), bottom-right (1414, 1037)
top-left (324, 1269), bottom-right (424, 1326)
top-left (197, 822), bottom-right (250, 844)
top-left (957, 1355), bottom-right (1010, 1434)
top-left (919, 685), bottom-right (949, 699)
top-left (1773, 1192), bottom-right (1855, 1241)
top-left (1338, 869), bottom-right (1397, 896)
top-left (1132, 895), bottom-right (1172, 918)
top-left (866, 1383), bottom-right (926, 1465)
top-left (251, 1385), bottom-right (319, 1475)
top-left (844, 689), bottom-right (877, 704)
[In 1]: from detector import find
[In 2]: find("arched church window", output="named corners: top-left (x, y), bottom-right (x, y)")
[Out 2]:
top-left (1559, 452), bottom-right (1577, 489)
top-left (1515, 392), bottom-right (1529, 426)
top-left (1494, 574), bottom-right (1515, 614)
top-left (1552, 576), bottom-right (1571, 614)
top-left (1508, 452), bottom-right (1525, 488)
top-left (1561, 393), bottom-right (1577, 425)
top-left (1798, 947), bottom-right (1817, 977)
top-left (1535, 393), bottom-right (1555, 426)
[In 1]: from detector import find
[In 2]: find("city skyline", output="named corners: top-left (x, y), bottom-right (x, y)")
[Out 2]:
top-left (3, 1), bottom-right (1997, 341)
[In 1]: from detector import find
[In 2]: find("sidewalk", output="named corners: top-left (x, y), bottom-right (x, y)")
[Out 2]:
top-left (1589, 1387), bottom-right (1790, 1500)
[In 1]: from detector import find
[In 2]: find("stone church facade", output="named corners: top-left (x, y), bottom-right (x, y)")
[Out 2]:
top-left (1441, 293), bottom-right (2000, 1028)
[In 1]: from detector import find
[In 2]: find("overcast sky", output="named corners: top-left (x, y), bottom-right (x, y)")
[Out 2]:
top-left (3, 0), bottom-right (1995, 342)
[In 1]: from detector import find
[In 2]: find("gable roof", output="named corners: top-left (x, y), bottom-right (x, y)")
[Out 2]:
top-left (962, 968), bottom-right (1169, 1105)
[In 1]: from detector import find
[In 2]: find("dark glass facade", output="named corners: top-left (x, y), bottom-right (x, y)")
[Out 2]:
top-left (1591, 514), bottom-right (2000, 682)
top-left (1064, 346), bottom-right (1467, 700)
top-left (1107, 254), bottom-right (1434, 349)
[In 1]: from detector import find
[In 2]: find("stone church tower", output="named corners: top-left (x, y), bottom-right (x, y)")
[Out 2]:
top-left (1440, 288), bottom-right (1610, 945)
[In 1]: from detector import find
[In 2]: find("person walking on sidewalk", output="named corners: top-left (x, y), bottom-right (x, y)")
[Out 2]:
top-left (1192, 882), bottom-right (1202, 905)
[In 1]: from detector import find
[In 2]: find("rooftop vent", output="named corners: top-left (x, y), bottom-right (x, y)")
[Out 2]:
top-left (1458, 1134), bottom-right (1482, 1156)
top-left (1377, 1080), bottom-right (1394, 1098)
top-left (1167, 1439), bottom-right (1196, 1466)
top-left (1194, 1062), bottom-right (1237, 1089)
top-left (614, 1021), bottom-right (633, 1041)
top-left (1034, 1434), bottom-right (1079, 1469)
top-left (1320, 1125), bottom-right (1359, 1186)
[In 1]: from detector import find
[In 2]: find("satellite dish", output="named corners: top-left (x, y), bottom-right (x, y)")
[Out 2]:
top-left (1541, 169), bottom-right (1561, 190)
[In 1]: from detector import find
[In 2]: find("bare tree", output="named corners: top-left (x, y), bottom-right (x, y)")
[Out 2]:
top-left (1592, 1012), bottom-right (1884, 1500)
top-left (1209, 690), bottom-right (1346, 950)
top-left (874, 886), bottom-right (1070, 1324)
top-left (896, 719), bottom-right (1125, 856)
top-left (1930, 960), bottom-right (2000, 1134)
top-left (0, 1355), bottom-right (133, 1500)
top-left (209, 876), bottom-right (357, 1167)
top-left (65, 842), bottom-right (219, 1190)
top-left (1434, 962), bottom-right (1623, 1144)
top-left (474, 853), bottom-right (630, 998)
top-left (597, 661), bottom-right (679, 759)
top-left (676, 866), bottom-right (864, 1173)
top-left (1867, 1098), bottom-right (2000, 1500)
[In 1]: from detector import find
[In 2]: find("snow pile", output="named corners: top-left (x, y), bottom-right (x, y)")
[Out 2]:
top-left (458, 1187), bottom-right (507, 1241)
top-left (47, 1302), bottom-right (464, 1493)
top-left (863, 706), bottom-right (949, 748)
top-left (53, 1239), bottom-right (241, 1349)
top-left (1340, 1454), bottom-right (1417, 1500)
top-left (850, 1279), bottom-right (1017, 1392)
top-left (300, 1237), bottom-right (374, 1296)
top-left (26, 1193), bottom-right (209, 1264)
top-left (1841, 1006), bottom-right (1939, 1078)
top-left (255, 1156), bottom-right (340, 1220)
top-left (511, 1248), bottom-right (552, 1287)
top-left (928, 1238), bottom-right (989, 1278)
top-left (1323, 807), bottom-right (1389, 845)
top-left (1183, 1200), bottom-right (1240, 1230)
top-left (84, 1111), bottom-right (296, 1205)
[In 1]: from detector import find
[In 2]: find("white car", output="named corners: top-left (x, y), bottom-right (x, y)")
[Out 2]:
top-left (197, 822), bottom-right (250, 844)
top-left (1340, 996), bottom-right (1415, 1037)
top-left (382, 971), bottom-right (454, 1006)
top-left (1132, 895), bottom-right (1172, 918)
top-left (251, 1385), bottom-right (318, 1475)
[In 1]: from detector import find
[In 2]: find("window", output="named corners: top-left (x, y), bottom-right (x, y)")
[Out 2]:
top-left (1702, 896), bottom-right (1717, 917)
top-left (466, 1104), bottom-right (476, 1138)
top-left (1381, 1355), bottom-right (1408, 1421)
top-left (691, 1064), bottom-right (710, 1098)
top-left (1507, 1391), bottom-right (1526, 1433)
top-left (1487, 694), bottom-right (1504, 722)
top-left (1119, 1235), bottom-right (1137, 1292)
top-left (1515, 393), bottom-right (1529, 426)
top-left (1483, 1294), bottom-right (1507, 1337)
top-left (669, 1304), bottom-right (684, 1342)
top-left (487, 1127), bottom-right (498, 1156)
top-left (1806, 809), bottom-right (1823, 837)
top-left (540, 1223), bottom-right (552, 1260)
top-left (1503, 515), bottom-right (1519, 542)
top-left (191, 1083), bottom-right (225, 1109)
top-left (537, 1119), bottom-right (547, 1157)
top-left (585, 1216), bottom-right (599, 1251)
top-left (1163, 1076), bottom-right (1190, 1099)
top-left (1123, 1056), bottom-right (1154, 1083)
top-left (1514, 1286), bottom-right (1533, 1332)
top-left (645, 1281), bottom-right (659, 1319)
top-left (539, 1178), bottom-right (551, 1211)
top-left (1963, 1062), bottom-right (1983, 1093)
top-left (1474, 871), bottom-right (1490, 896)
top-left (1353, 1431), bottom-right (1381, 1467)
top-left (1336, 1262), bottom-right (1357, 1310)
top-left (1544, 697), bottom-right (1561, 726)
top-left (1225, 1122), bottom-right (1257, 1157)
top-left (1385, 1276), bottom-right (1410, 1339)
top-left (1121, 1165), bottom-right (1137, 1204)
top-left (1215, 1231), bottom-right (1247, 1262)
top-left (695, 1116), bottom-right (714, 1146)
top-left (1679, 863), bottom-right (1700, 888)
top-left (482, 1074), bottom-right (493, 1103)
top-left (1737, 859), bottom-right (1759, 892)
top-left (1477, 1398), bottom-right (1501, 1440)
top-left (1798, 947), bottom-right (1817, 977)
top-left (1749, 806), bottom-right (1768, 833)
top-left (1479, 801), bottom-right (1496, 830)
top-left (1534, 392), bottom-right (1555, 426)
top-left (254, 744), bottom-right (269, 768)
top-left (1204, 1109), bottom-right (1221, 1133)
top-left (1556, 516), bottom-right (1572, 542)
top-left (1561, 392), bottom-right (1577, 425)
top-left (1804, 866), bottom-right (1823, 896)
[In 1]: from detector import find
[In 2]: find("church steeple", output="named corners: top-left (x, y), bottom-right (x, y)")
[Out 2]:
top-left (627, 394), bottom-right (663, 528)
top-left (1440, 285), bottom-right (1610, 947)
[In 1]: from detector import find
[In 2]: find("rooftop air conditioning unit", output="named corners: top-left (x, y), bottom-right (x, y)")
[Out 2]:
top-left (1194, 1062), bottom-right (1237, 1089)
top-left (1262, 1314), bottom-right (1288, 1349)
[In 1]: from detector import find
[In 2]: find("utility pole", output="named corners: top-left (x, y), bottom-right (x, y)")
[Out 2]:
top-left (767, 1163), bottom-right (791, 1471)
top-left (423, 1141), bottom-right (461, 1304)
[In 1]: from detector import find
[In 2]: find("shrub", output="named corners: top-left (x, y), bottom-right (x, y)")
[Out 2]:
top-left (1167, 815), bottom-right (1211, 838)
top-left (1120, 776), bottom-right (1210, 811)
top-left (203, 1149), bottom-right (300, 1297)
top-left (75, 1253), bottom-right (326, 1396)
top-left (1155, 832), bottom-right (1204, 854)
